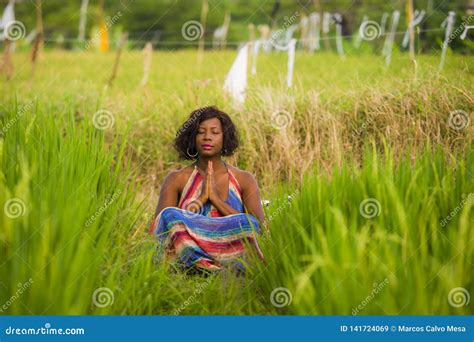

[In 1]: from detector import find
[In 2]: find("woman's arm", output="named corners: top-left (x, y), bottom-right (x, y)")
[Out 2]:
top-left (208, 162), bottom-right (241, 216)
top-left (211, 196), bottom-right (241, 216)
top-left (240, 172), bottom-right (266, 225)
top-left (212, 170), bottom-right (266, 225)
top-left (153, 171), bottom-right (180, 217)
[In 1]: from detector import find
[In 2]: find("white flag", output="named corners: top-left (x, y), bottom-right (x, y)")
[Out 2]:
top-left (0, 0), bottom-right (15, 41)
top-left (402, 10), bottom-right (426, 48)
top-left (0, 1), bottom-right (15, 29)
top-left (78, 0), bottom-right (89, 41)
top-left (383, 10), bottom-right (400, 66)
top-left (308, 12), bottom-right (321, 51)
top-left (287, 39), bottom-right (296, 87)
top-left (333, 13), bottom-right (344, 57)
top-left (224, 43), bottom-right (249, 105)
top-left (272, 38), bottom-right (297, 88)
top-left (439, 11), bottom-right (456, 71)
top-left (251, 40), bottom-right (261, 75)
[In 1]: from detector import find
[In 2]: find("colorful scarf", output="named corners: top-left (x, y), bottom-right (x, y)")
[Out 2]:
top-left (149, 164), bottom-right (264, 272)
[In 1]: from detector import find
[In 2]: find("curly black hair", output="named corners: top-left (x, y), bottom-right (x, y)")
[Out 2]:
top-left (174, 106), bottom-right (239, 160)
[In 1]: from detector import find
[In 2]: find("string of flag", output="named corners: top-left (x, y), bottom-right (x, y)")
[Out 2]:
top-left (1, 1), bottom-right (472, 106)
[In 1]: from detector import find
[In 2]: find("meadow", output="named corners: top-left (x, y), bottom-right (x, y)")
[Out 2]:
top-left (0, 49), bottom-right (472, 314)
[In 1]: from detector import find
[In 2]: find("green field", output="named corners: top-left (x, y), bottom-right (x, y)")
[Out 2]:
top-left (0, 50), bottom-right (472, 314)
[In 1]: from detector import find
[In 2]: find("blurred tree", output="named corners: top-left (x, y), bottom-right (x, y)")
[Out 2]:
top-left (0, 0), bottom-right (470, 51)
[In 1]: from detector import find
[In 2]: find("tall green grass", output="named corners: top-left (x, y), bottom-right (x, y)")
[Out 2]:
top-left (255, 145), bottom-right (473, 314)
top-left (1, 102), bottom-right (471, 314)
top-left (0, 102), bottom-right (142, 314)
top-left (0, 51), bottom-right (472, 315)
top-left (2, 51), bottom-right (472, 203)
top-left (99, 145), bottom-right (472, 315)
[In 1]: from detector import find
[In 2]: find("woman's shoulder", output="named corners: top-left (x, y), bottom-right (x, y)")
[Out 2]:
top-left (226, 164), bottom-right (257, 187)
top-left (163, 165), bottom-right (194, 187)
top-left (176, 164), bottom-right (195, 175)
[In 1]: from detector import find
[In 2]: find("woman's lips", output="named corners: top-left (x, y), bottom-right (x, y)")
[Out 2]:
top-left (202, 145), bottom-right (213, 150)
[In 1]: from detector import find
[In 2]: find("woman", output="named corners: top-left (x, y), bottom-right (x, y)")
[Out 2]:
top-left (149, 106), bottom-right (266, 274)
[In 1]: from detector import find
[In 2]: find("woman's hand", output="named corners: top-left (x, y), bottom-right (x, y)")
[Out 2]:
top-left (198, 160), bottom-right (212, 204)
top-left (198, 177), bottom-right (209, 205)
top-left (198, 160), bottom-right (223, 205)
top-left (207, 161), bottom-right (221, 203)
top-left (205, 160), bottom-right (242, 217)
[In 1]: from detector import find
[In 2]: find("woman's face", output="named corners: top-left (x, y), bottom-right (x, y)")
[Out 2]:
top-left (194, 117), bottom-right (224, 157)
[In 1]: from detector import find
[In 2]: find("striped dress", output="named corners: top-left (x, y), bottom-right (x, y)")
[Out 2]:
top-left (149, 163), bottom-right (264, 272)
